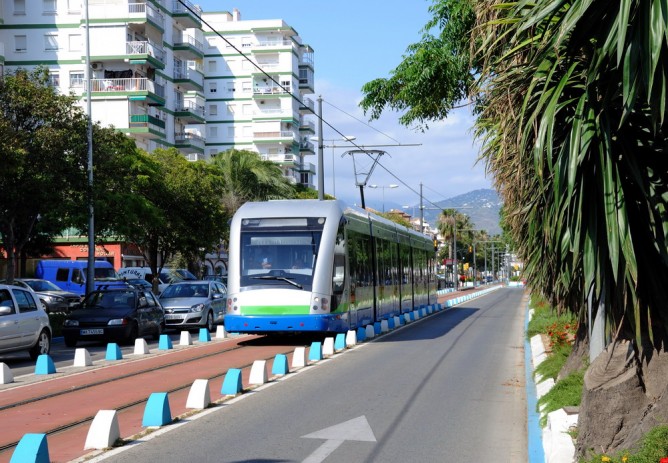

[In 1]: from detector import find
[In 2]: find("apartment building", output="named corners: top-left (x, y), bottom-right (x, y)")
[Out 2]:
top-left (201, 9), bottom-right (316, 187)
top-left (0, 4), bottom-right (315, 186)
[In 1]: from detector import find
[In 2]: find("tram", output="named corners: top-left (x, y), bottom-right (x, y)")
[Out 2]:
top-left (224, 200), bottom-right (437, 334)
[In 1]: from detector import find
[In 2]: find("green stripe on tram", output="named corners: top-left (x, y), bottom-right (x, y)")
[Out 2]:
top-left (242, 305), bottom-right (310, 315)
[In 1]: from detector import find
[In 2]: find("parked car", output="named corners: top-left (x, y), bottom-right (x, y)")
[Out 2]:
top-left (0, 278), bottom-right (80, 313)
top-left (0, 284), bottom-right (52, 360)
top-left (62, 288), bottom-right (165, 347)
top-left (159, 280), bottom-right (227, 332)
top-left (117, 267), bottom-right (197, 294)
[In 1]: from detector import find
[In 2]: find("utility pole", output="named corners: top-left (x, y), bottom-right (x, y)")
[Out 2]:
top-left (419, 182), bottom-right (424, 234)
top-left (84, 0), bottom-right (95, 296)
top-left (317, 95), bottom-right (324, 200)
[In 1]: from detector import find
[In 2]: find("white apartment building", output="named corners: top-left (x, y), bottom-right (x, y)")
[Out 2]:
top-left (0, 4), bottom-right (315, 186)
top-left (201, 9), bottom-right (316, 187)
top-left (0, 0), bottom-right (207, 158)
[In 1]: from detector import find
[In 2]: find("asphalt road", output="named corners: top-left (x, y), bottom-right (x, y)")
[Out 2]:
top-left (97, 288), bottom-right (527, 463)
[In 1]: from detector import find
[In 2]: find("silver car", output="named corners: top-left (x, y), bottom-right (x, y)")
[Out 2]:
top-left (159, 281), bottom-right (226, 332)
top-left (0, 284), bottom-right (52, 360)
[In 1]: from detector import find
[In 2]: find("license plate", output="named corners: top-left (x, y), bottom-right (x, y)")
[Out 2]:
top-left (164, 314), bottom-right (183, 320)
top-left (80, 329), bottom-right (104, 335)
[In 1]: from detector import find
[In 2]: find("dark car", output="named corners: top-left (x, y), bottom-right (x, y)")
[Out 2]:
top-left (0, 278), bottom-right (80, 313)
top-left (62, 288), bottom-right (165, 347)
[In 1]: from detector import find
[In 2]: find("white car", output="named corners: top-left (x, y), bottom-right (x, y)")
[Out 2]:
top-left (0, 284), bottom-right (52, 360)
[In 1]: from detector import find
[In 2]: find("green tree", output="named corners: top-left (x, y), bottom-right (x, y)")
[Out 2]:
top-left (0, 68), bottom-right (88, 282)
top-left (211, 148), bottom-right (296, 218)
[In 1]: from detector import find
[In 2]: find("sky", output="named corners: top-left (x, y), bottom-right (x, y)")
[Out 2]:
top-left (197, 0), bottom-right (492, 212)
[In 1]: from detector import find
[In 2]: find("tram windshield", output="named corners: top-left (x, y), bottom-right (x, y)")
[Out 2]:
top-left (239, 218), bottom-right (323, 290)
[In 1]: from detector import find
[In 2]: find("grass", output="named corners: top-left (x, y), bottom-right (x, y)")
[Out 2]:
top-left (534, 343), bottom-right (572, 380)
top-left (580, 425), bottom-right (668, 462)
top-left (537, 369), bottom-right (584, 427)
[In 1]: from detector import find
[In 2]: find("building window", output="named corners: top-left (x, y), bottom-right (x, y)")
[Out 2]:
top-left (14, 0), bottom-right (26, 14)
top-left (69, 71), bottom-right (84, 88)
top-left (209, 82), bottom-right (217, 93)
top-left (14, 35), bottom-right (27, 53)
top-left (227, 126), bottom-right (236, 138)
top-left (207, 38), bottom-right (216, 49)
top-left (44, 34), bottom-right (59, 51)
top-left (242, 104), bottom-right (252, 115)
top-left (241, 81), bottom-right (251, 93)
top-left (43, 0), bottom-right (56, 13)
top-left (226, 82), bottom-right (235, 94)
top-left (209, 104), bottom-right (217, 116)
top-left (67, 0), bottom-right (80, 13)
top-left (209, 148), bottom-right (218, 157)
top-left (241, 37), bottom-right (252, 48)
top-left (207, 60), bottom-right (216, 72)
top-left (226, 103), bottom-right (235, 114)
top-left (208, 126), bottom-right (218, 137)
top-left (48, 72), bottom-right (60, 89)
top-left (242, 125), bottom-right (252, 137)
top-left (68, 34), bottom-right (81, 52)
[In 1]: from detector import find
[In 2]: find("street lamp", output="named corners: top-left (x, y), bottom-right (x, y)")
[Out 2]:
top-left (310, 135), bottom-right (356, 197)
top-left (368, 184), bottom-right (398, 212)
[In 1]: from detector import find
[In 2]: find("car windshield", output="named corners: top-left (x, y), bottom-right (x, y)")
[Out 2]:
top-left (25, 280), bottom-right (62, 292)
top-left (160, 284), bottom-right (209, 299)
top-left (159, 269), bottom-right (197, 283)
top-left (93, 267), bottom-right (120, 280)
top-left (84, 290), bottom-right (135, 309)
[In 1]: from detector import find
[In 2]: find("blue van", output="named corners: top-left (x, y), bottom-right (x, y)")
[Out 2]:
top-left (35, 260), bottom-right (129, 297)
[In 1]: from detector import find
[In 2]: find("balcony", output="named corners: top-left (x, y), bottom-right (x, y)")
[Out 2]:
top-left (299, 139), bottom-right (315, 155)
top-left (86, 78), bottom-right (165, 106)
top-left (88, 2), bottom-right (165, 32)
top-left (175, 132), bottom-right (205, 153)
top-left (185, 153), bottom-right (206, 162)
top-left (252, 39), bottom-right (293, 51)
top-left (253, 131), bottom-right (297, 143)
top-left (251, 63), bottom-right (283, 74)
top-left (298, 66), bottom-right (314, 92)
top-left (174, 99), bottom-right (205, 123)
top-left (299, 98), bottom-right (314, 114)
top-left (126, 40), bottom-right (165, 69)
top-left (261, 153), bottom-right (300, 166)
top-left (173, 34), bottom-right (204, 60)
top-left (253, 84), bottom-right (292, 97)
top-left (299, 120), bottom-right (315, 134)
top-left (128, 113), bottom-right (166, 139)
top-left (173, 63), bottom-right (203, 91)
top-left (172, 0), bottom-right (202, 29)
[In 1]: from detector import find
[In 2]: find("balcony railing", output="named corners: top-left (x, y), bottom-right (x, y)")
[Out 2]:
top-left (300, 98), bottom-right (315, 113)
top-left (175, 132), bottom-right (205, 149)
top-left (255, 39), bottom-right (293, 48)
top-left (127, 2), bottom-right (165, 28)
top-left (174, 34), bottom-right (204, 53)
top-left (172, 0), bottom-right (202, 17)
top-left (175, 100), bottom-right (205, 117)
top-left (126, 41), bottom-right (165, 63)
top-left (86, 78), bottom-right (165, 99)
top-left (253, 85), bottom-right (291, 95)
top-left (254, 131), bottom-right (296, 140)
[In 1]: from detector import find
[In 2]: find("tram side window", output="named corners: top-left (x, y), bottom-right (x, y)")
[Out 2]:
top-left (332, 230), bottom-right (345, 295)
top-left (348, 230), bottom-right (372, 288)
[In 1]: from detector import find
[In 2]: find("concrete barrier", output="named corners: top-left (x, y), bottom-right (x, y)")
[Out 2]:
top-left (380, 320), bottom-right (389, 333)
top-left (186, 379), bottom-right (211, 409)
top-left (308, 342), bottom-right (322, 362)
top-left (142, 392), bottom-right (171, 427)
top-left (334, 333), bottom-right (346, 352)
top-left (404, 313), bottom-right (411, 324)
top-left (292, 347), bottom-right (307, 368)
top-left (346, 330), bottom-right (358, 347)
top-left (323, 337), bottom-right (334, 356)
top-left (365, 325), bottom-right (375, 339)
top-left (356, 326), bottom-right (366, 342)
top-left (216, 325), bottom-right (228, 339)
top-left (10, 433), bottom-right (49, 463)
top-left (73, 348), bottom-right (93, 367)
top-left (249, 360), bottom-right (267, 385)
top-left (0, 363), bottom-right (13, 384)
top-left (221, 369), bottom-right (243, 395)
top-left (179, 331), bottom-right (193, 346)
top-left (198, 328), bottom-right (211, 342)
top-left (373, 321), bottom-right (381, 335)
top-left (158, 334), bottom-right (173, 350)
top-left (133, 338), bottom-right (150, 355)
top-left (84, 410), bottom-right (120, 450)
top-left (105, 343), bottom-right (122, 361)
top-left (35, 354), bottom-right (56, 375)
top-left (272, 354), bottom-right (289, 376)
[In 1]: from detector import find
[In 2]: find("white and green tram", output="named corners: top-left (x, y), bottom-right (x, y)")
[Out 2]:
top-left (224, 200), bottom-right (437, 334)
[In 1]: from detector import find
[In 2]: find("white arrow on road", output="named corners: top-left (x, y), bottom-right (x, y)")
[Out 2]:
top-left (301, 415), bottom-right (376, 463)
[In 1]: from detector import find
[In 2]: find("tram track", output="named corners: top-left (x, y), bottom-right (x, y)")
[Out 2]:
top-left (0, 336), bottom-right (309, 462)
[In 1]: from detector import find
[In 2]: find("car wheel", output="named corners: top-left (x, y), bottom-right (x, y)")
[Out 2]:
top-left (205, 311), bottom-right (214, 332)
top-left (64, 336), bottom-right (77, 348)
top-left (29, 329), bottom-right (51, 360)
top-left (152, 321), bottom-right (164, 340)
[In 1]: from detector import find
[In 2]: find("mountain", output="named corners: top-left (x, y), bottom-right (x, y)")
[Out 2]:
top-left (410, 189), bottom-right (503, 236)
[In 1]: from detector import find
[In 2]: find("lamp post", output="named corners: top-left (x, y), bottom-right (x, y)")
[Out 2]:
top-left (310, 135), bottom-right (356, 197)
top-left (368, 184), bottom-right (398, 212)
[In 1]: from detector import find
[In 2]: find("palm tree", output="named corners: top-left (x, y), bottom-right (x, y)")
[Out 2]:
top-left (211, 149), bottom-right (296, 216)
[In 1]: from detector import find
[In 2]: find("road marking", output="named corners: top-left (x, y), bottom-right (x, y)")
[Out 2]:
top-left (301, 415), bottom-right (376, 463)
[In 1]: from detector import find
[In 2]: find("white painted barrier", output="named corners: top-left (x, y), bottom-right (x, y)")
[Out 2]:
top-left (0, 363), bottom-right (13, 384)
top-left (292, 347), bottom-right (307, 368)
top-left (179, 331), bottom-right (193, 346)
top-left (216, 325), bottom-right (228, 339)
top-left (404, 313), bottom-right (411, 324)
top-left (84, 410), bottom-right (120, 450)
top-left (73, 348), bottom-right (93, 367)
top-left (323, 337), bottom-right (335, 356)
top-left (345, 330), bottom-right (357, 347)
top-left (249, 360), bottom-right (268, 385)
top-left (380, 320), bottom-right (389, 333)
top-left (186, 379), bottom-right (211, 409)
top-left (365, 325), bottom-right (375, 339)
top-left (133, 338), bottom-right (150, 355)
